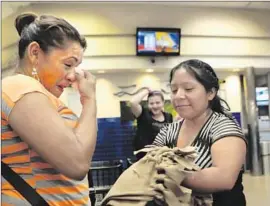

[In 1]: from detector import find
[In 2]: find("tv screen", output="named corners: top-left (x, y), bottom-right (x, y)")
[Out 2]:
top-left (256, 87), bottom-right (269, 106)
top-left (136, 27), bottom-right (181, 56)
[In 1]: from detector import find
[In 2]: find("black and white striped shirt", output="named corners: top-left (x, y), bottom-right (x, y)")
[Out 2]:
top-left (152, 112), bottom-right (247, 169)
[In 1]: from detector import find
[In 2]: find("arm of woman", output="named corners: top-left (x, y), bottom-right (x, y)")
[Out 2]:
top-left (130, 87), bottom-right (150, 118)
top-left (182, 137), bottom-right (246, 193)
top-left (8, 92), bottom-right (97, 181)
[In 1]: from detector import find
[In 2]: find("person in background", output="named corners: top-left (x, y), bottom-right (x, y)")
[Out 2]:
top-left (152, 59), bottom-right (247, 206)
top-left (2, 13), bottom-right (97, 205)
top-left (130, 88), bottom-right (173, 160)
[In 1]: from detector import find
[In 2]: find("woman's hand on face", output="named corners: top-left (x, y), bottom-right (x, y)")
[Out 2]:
top-left (75, 70), bottom-right (96, 105)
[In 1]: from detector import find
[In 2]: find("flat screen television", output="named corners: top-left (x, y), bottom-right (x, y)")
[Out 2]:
top-left (136, 27), bottom-right (181, 56)
top-left (256, 87), bottom-right (269, 106)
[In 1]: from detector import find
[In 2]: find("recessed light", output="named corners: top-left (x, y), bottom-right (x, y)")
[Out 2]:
top-left (232, 68), bottom-right (240, 72)
top-left (146, 69), bottom-right (154, 73)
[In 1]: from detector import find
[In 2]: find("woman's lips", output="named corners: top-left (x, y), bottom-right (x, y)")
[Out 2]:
top-left (176, 105), bottom-right (190, 108)
top-left (57, 85), bottom-right (64, 92)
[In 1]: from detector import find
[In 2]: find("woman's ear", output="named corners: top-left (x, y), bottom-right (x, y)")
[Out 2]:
top-left (27, 41), bottom-right (41, 65)
top-left (208, 88), bottom-right (217, 101)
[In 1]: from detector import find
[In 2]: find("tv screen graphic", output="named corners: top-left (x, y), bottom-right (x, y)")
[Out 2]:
top-left (256, 87), bottom-right (269, 106)
top-left (136, 27), bottom-right (181, 56)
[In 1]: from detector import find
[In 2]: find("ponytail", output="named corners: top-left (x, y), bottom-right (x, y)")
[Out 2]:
top-left (210, 95), bottom-right (232, 118)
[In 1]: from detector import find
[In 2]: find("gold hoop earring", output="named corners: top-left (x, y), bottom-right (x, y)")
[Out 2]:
top-left (32, 67), bottom-right (40, 82)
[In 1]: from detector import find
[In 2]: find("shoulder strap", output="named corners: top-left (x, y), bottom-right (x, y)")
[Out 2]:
top-left (1, 161), bottom-right (49, 206)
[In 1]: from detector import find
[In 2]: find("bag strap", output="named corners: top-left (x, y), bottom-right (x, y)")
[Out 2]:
top-left (1, 161), bottom-right (49, 206)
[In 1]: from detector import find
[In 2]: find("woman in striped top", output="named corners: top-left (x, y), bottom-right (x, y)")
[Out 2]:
top-left (152, 59), bottom-right (247, 206)
top-left (2, 13), bottom-right (97, 205)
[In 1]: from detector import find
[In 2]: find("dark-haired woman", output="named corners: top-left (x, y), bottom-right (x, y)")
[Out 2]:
top-left (130, 88), bottom-right (173, 160)
top-left (152, 59), bottom-right (247, 206)
top-left (2, 13), bottom-right (96, 205)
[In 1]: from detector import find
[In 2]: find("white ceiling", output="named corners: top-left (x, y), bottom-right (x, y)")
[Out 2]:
top-left (140, 1), bottom-right (270, 10)
top-left (2, 1), bottom-right (270, 19)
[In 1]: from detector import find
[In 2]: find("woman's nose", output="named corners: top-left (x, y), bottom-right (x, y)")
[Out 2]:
top-left (175, 89), bottom-right (185, 99)
top-left (66, 71), bottom-right (76, 82)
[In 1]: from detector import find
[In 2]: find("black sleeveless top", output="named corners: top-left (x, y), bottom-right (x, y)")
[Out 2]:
top-left (133, 107), bottom-right (173, 159)
top-left (213, 170), bottom-right (246, 206)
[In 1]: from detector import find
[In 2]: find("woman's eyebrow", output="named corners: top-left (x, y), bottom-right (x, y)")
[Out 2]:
top-left (65, 57), bottom-right (78, 62)
top-left (65, 57), bottom-right (82, 65)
